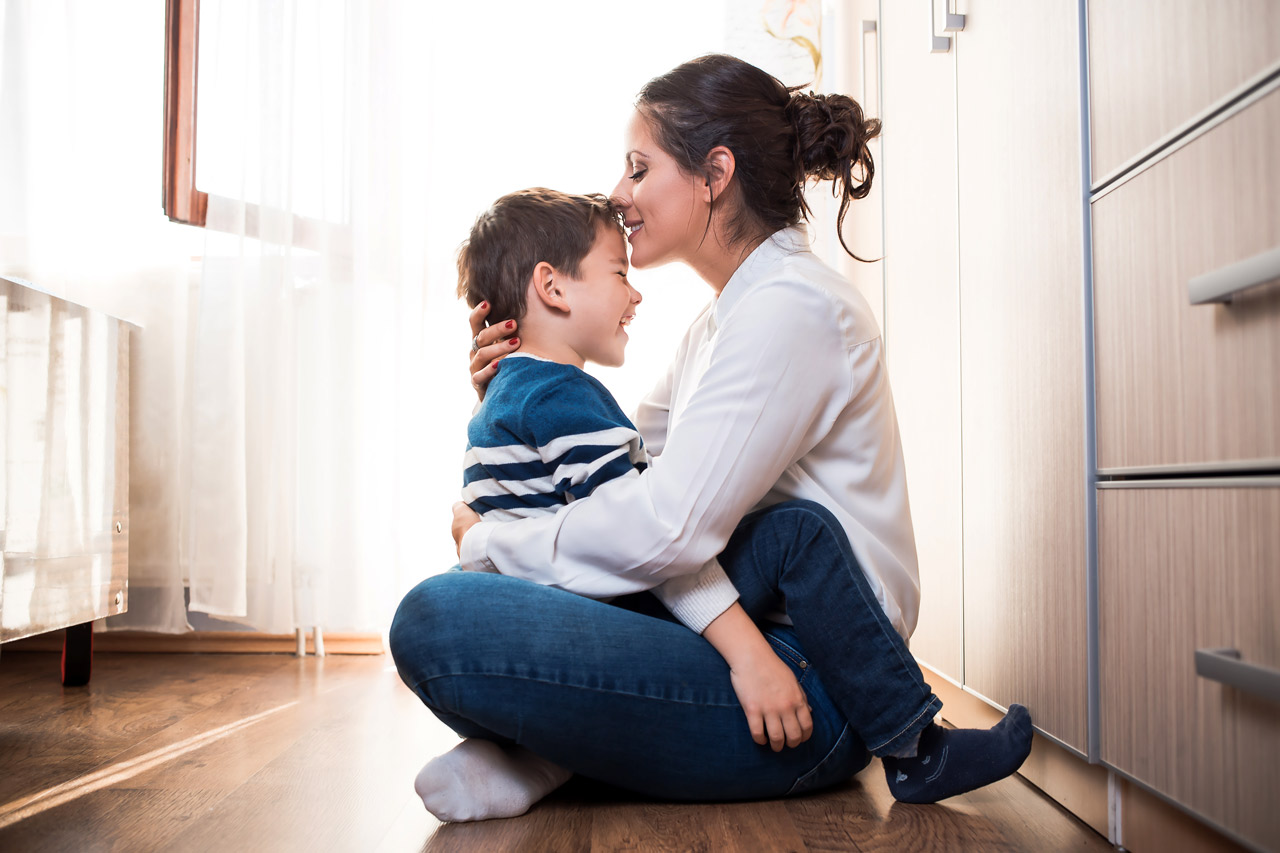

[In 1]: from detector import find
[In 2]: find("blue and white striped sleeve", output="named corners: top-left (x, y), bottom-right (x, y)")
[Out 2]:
top-left (525, 378), bottom-right (645, 502)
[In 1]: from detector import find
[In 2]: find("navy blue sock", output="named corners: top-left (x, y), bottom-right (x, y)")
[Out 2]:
top-left (882, 704), bottom-right (1033, 804)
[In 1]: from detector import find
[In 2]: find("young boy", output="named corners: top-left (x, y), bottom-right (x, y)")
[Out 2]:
top-left (414, 189), bottom-right (811, 822)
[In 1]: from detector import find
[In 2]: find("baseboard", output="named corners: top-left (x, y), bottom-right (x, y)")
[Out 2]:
top-left (1116, 776), bottom-right (1252, 853)
top-left (3, 630), bottom-right (385, 655)
top-left (920, 664), bottom-right (1260, 852)
top-left (921, 663), bottom-right (1110, 838)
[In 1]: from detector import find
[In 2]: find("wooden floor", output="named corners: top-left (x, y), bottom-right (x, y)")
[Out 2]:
top-left (0, 651), bottom-right (1113, 852)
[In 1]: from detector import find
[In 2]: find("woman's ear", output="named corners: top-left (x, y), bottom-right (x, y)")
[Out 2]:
top-left (529, 261), bottom-right (571, 314)
top-left (703, 146), bottom-right (736, 202)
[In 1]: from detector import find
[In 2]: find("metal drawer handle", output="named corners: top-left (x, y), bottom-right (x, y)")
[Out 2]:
top-left (1195, 648), bottom-right (1280, 704)
top-left (930, 0), bottom-right (966, 53)
top-left (861, 21), bottom-right (877, 111)
top-left (1188, 245), bottom-right (1280, 305)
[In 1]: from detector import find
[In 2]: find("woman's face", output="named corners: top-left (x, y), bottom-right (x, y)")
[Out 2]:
top-left (611, 111), bottom-right (706, 270)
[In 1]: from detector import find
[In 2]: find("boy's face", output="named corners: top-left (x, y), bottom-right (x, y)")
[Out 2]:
top-left (562, 225), bottom-right (642, 368)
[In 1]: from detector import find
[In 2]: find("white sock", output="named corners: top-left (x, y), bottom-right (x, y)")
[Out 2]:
top-left (414, 738), bottom-right (572, 822)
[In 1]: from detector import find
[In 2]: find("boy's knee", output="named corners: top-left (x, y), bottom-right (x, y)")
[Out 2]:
top-left (776, 498), bottom-right (842, 535)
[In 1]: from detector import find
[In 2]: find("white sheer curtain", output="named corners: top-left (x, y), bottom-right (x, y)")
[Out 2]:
top-left (1, 0), bottom-right (431, 634)
top-left (181, 0), bottom-right (430, 632)
top-left (1, 0), bottom-right (825, 637)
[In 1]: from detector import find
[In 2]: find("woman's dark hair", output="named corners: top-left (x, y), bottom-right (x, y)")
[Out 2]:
top-left (636, 53), bottom-right (881, 260)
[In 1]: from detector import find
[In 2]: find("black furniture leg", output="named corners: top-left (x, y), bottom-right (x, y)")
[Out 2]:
top-left (61, 622), bottom-right (93, 687)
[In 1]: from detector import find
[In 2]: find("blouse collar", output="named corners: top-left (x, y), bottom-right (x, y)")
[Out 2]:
top-left (710, 224), bottom-right (811, 332)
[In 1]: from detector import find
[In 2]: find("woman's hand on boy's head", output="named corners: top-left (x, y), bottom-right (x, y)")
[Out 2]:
top-left (451, 501), bottom-right (482, 557)
top-left (468, 301), bottom-right (520, 400)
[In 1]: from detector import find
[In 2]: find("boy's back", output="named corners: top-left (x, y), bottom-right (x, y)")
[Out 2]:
top-left (463, 353), bottom-right (646, 523)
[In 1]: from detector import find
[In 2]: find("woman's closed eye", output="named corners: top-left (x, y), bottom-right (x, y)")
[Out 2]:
top-left (627, 168), bottom-right (647, 182)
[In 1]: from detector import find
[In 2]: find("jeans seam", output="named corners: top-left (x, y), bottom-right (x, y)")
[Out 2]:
top-left (778, 502), bottom-right (939, 738)
top-left (785, 722), bottom-right (853, 797)
top-left (416, 671), bottom-right (745, 709)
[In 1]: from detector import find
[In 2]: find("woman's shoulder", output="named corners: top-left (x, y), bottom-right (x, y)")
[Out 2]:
top-left (728, 251), bottom-right (882, 349)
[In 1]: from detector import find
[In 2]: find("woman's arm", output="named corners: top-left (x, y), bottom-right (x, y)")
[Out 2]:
top-left (460, 280), bottom-right (853, 596)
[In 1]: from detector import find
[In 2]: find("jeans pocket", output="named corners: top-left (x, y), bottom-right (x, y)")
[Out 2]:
top-left (786, 722), bottom-right (859, 796)
top-left (764, 631), bottom-right (812, 686)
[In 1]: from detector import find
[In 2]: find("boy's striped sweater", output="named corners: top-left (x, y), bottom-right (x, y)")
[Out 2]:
top-left (463, 354), bottom-right (646, 522)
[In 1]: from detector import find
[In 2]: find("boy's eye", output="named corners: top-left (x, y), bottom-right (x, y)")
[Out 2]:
top-left (628, 168), bottom-right (647, 182)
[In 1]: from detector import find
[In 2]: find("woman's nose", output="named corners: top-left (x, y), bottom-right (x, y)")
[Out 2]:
top-left (610, 178), bottom-right (632, 208)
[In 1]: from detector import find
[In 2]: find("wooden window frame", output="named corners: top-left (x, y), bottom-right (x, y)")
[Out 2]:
top-left (161, 0), bottom-right (351, 260)
top-left (163, 0), bottom-right (207, 227)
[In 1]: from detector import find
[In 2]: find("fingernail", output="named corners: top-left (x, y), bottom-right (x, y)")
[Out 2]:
top-left (480, 301), bottom-right (488, 309)
top-left (508, 337), bottom-right (520, 347)
top-left (505, 320), bottom-right (515, 329)
top-left (492, 359), bottom-right (500, 370)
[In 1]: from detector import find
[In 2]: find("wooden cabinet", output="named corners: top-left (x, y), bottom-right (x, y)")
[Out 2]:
top-left (867, 2), bottom-right (1278, 844)
top-left (877, 0), bottom-right (1087, 752)
top-left (1098, 483), bottom-right (1280, 851)
top-left (953, 0), bottom-right (1088, 754)
top-left (1087, 3), bottom-right (1280, 849)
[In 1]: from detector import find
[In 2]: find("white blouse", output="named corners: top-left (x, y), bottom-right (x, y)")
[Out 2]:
top-left (460, 226), bottom-right (922, 638)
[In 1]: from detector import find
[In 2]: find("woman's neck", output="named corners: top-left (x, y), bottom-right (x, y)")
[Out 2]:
top-left (686, 231), bottom-right (770, 294)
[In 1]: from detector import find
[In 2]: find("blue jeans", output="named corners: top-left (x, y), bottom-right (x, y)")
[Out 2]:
top-left (390, 499), bottom-right (940, 801)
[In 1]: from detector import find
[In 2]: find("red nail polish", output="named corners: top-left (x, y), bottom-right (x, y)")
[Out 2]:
top-left (492, 359), bottom-right (500, 370)
top-left (508, 337), bottom-right (520, 347)
top-left (480, 301), bottom-right (489, 310)
top-left (505, 320), bottom-right (515, 330)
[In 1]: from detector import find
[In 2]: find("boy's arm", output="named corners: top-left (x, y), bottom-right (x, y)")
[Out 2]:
top-left (701, 601), bottom-right (814, 751)
top-left (529, 376), bottom-right (740, 631)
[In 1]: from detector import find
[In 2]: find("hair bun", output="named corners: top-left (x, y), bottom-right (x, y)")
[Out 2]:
top-left (785, 90), bottom-right (881, 197)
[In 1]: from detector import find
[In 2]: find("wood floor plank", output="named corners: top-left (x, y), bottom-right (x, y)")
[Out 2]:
top-left (0, 652), bottom-right (1115, 852)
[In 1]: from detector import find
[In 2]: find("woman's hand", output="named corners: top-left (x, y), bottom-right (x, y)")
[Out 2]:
top-left (730, 653), bottom-right (814, 752)
top-left (468, 301), bottom-right (520, 400)
top-left (451, 501), bottom-right (482, 557)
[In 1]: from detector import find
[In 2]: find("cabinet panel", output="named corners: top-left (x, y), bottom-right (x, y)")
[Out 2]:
top-left (0, 279), bottom-right (130, 642)
top-left (1088, 0), bottom-right (1280, 181)
top-left (1093, 90), bottom-right (1280, 473)
top-left (878, 0), bottom-right (962, 682)
top-left (1099, 485), bottom-right (1280, 851)
top-left (956, 0), bottom-right (1087, 751)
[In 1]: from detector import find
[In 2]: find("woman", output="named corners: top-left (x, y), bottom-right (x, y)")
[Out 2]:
top-left (391, 54), bottom-right (1031, 822)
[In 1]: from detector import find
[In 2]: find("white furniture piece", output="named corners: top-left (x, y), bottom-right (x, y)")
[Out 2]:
top-left (0, 276), bottom-right (130, 683)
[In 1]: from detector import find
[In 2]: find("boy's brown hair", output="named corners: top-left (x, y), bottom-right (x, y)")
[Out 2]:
top-left (457, 188), bottom-right (625, 323)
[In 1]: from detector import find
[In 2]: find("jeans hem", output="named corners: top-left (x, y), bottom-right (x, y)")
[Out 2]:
top-left (867, 695), bottom-right (943, 757)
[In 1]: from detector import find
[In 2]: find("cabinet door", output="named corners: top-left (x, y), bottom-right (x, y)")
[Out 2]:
top-left (878, 0), bottom-right (963, 683)
top-left (1099, 484), bottom-right (1280, 851)
top-left (1092, 89), bottom-right (1280, 473)
top-left (1089, 0), bottom-right (1280, 183)
top-left (956, 0), bottom-right (1088, 752)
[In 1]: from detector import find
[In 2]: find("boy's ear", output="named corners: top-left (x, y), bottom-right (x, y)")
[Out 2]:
top-left (702, 146), bottom-right (736, 202)
top-left (529, 261), bottom-right (571, 314)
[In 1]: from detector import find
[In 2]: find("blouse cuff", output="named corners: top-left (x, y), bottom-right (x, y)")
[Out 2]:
top-left (459, 521), bottom-right (500, 573)
top-left (651, 557), bottom-right (741, 634)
